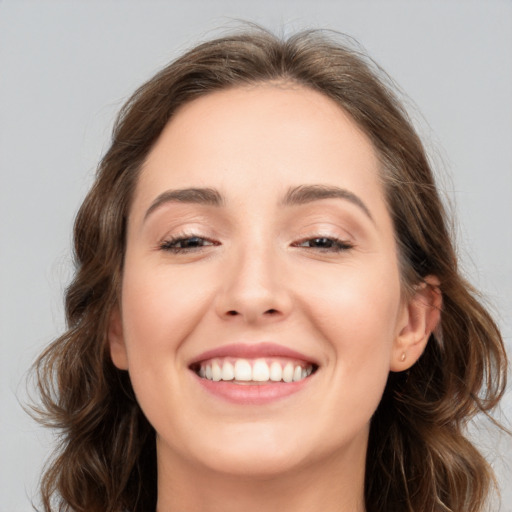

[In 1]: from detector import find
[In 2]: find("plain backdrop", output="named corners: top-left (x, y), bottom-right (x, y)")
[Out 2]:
top-left (1, 1), bottom-right (511, 510)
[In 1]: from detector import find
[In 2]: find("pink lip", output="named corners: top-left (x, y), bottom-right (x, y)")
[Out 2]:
top-left (189, 342), bottom-right (318, 405)
top-left (194, 375), bottom-right (312, 405)
top-left (190, 342), bottom-right (318, 365)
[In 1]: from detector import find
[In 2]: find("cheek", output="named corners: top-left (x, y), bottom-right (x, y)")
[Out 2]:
top-left (118, 264), bottom-right (216, 429)
top-left (300, 259), bottom-right (402, 340)
top-left (296, 259), bottom-right (402, 388)
top-left (119, 263), bottom-right (215, 362)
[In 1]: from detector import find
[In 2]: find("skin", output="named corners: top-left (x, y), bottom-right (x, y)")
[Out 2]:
top-left (109, 83), bottom-right (440, 512)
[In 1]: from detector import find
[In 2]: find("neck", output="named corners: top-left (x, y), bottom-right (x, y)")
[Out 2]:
top-left (156, 443), bottom-right (366, 512)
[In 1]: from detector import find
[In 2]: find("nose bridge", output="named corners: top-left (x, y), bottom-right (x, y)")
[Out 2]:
top-left (217, 236), bottom-right (291, 322)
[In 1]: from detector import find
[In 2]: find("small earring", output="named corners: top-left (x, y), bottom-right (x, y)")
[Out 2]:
top-left (400, 352), bottom-right (406, 362)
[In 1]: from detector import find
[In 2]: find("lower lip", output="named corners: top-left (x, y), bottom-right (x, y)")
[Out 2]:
top-left (193, 373), bottom-right (312, 405)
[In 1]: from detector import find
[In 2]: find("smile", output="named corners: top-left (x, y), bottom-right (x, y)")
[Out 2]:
top-left (194, 357), bottom-right (315, 383)
top-left (189, 343), bottom-right (319, 404)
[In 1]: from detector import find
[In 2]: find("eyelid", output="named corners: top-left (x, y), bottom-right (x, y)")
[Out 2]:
top-left (292, 235), bottom-right (354, 252)
top-left (157, 231), bottom-right (220, 253)
top-left (288, 211), bottom-right (362, 240)
top-left (292, 220), bottom-right (355, 241)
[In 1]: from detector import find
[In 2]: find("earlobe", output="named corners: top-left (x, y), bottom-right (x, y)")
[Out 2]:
top-left (390, 276), bottom-right (442, 372)
top-left (108, 306), bottom-right (129, 370)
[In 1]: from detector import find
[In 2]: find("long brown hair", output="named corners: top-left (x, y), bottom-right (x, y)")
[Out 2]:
top-left (32, 27), bottom-right (508, 512)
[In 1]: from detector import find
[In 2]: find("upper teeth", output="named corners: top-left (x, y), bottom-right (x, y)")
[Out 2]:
top-left (197, 358), bottom-right (313, 383)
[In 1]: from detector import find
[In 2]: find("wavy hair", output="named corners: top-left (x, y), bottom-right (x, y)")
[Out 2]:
top-left (32, 27), bottom-right (508, 512)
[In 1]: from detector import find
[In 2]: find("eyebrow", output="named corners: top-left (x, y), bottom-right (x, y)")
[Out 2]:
top-left (281, 184), bottom-right (374, 222)
top-left (143, 184), bottom-right (373, 223)
top-left (144, 187), bottom-right (224, 221)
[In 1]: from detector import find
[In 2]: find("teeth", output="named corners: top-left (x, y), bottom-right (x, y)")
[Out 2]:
top-left (212, 361), bottom-right (222, 381)
top-left (252, 359), bottom-right (270, 381)
top-left (196, 357), bottom-right (314, 383)
top-left (282, 362), bottom-right (294, 383)
top-left (234, 359), bottom-right (252, 381)
top-left (269, 361), bottom-right (282, 382)
top-left (221, 361), bottom-right (234, 381)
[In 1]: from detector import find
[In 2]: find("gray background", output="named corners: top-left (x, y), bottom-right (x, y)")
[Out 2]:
top-left (1, 1), bottom-right (511, 510)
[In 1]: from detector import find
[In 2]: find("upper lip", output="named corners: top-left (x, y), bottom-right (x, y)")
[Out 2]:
top-left (189, 342), bottom-right (319, 366)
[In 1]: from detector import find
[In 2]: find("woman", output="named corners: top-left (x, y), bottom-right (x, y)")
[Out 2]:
top-left (33, 28), bottom-right (508, 512)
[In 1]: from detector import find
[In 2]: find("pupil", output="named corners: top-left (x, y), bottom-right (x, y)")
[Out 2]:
top-left (184, 237), bottom-right (202, 247)
top-left (314, 238), bottom-right (332, 247)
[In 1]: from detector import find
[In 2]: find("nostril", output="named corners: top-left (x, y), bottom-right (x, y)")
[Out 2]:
top-left (265, 309), bottom-right (278, 315)
top-left (226, 310), bottom-right (239, 316)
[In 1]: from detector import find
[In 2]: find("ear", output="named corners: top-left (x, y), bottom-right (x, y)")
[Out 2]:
top-left (108, 306), bottom-right (129, 370)
top-left (390, 275), bottom-right (442, 372)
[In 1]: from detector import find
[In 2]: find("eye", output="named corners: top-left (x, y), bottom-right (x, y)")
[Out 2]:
top-left (159, 235), bottom-right (219, 253)
top-left (293, 236), bottom-right (353, 252)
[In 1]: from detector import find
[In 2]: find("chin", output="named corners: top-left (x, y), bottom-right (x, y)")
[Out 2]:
top-left (199, 448), bottom-right (308, 479)
top-left (180, 424), bottom-right (315, 478)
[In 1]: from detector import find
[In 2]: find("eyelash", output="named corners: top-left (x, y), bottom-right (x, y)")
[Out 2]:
top-left (158, 234), bottom-right (219, 253)
top-left (159, 234), bottom-right (353, 254)
top-left (292, 236), bottom-right (354, 253)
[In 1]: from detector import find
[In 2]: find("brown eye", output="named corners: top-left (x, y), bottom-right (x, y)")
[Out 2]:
top-left (160, 236), bottom-right (218, 252)
top-left (294, 237), bottom-right (353, 252)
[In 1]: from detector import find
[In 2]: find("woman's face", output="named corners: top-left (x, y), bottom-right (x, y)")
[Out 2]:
top-left (109, 84), bottom-right (419, 478)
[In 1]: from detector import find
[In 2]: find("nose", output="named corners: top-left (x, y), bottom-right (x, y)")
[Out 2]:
top-left (215, 245), bottom-right (292, 324)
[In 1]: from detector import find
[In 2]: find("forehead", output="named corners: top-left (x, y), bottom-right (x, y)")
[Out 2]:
top-left (135, 84), bottom-right (384, 215)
